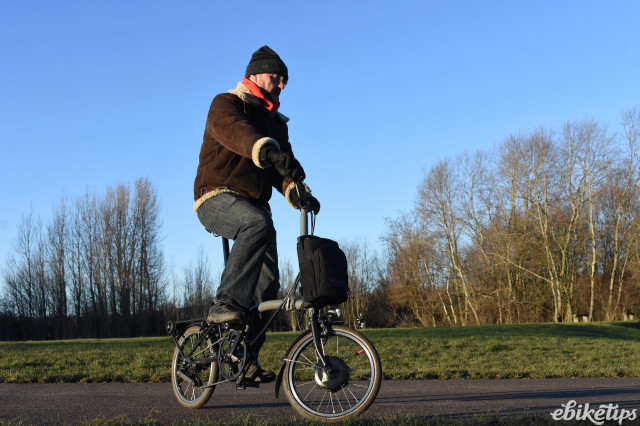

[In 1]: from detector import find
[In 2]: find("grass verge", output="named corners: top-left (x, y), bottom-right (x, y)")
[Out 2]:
top-left (1, 321), bottom-right (639, 383)
top-left (0, 413), bottom-right (598, 425)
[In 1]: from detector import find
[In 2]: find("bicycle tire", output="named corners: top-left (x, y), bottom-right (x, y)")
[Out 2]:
top-left (171, 325), bottom-right (219, 409)
top-left (282, 325), bottom-right (381, 421)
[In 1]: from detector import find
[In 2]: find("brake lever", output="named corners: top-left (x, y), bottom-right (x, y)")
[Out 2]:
top-left (293, 181), bottom-right (310, 211)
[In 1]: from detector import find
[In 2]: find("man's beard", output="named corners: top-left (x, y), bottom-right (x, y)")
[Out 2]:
top-left (265, 87), bottom-right (280, 102)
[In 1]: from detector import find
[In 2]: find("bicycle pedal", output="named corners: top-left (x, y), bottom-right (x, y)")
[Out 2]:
top-left (235, 379), bottom-right (259, 389)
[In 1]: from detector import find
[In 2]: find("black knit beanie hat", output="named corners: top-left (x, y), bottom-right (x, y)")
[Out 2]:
top-left (245, 46), bottom-right (288, 81)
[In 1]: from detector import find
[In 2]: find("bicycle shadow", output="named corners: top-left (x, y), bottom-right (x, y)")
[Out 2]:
top-left (199, 401), bottom-right (290, 410)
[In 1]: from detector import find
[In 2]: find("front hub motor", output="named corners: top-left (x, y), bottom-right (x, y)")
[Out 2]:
top-left (314, 356), bottom-right (349, 391)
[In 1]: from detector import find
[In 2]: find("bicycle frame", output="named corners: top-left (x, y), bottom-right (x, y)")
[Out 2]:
top-left (166, 204), bottom-right (335, 393)
top-left (166, 293), bottom-right (336, 391)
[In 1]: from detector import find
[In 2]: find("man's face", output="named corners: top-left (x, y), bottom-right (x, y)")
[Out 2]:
top-left (250, 73), bottom-right (287, 101)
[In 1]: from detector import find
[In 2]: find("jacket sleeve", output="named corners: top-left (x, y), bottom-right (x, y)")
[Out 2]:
top-left (207, 94), bottom-right (279, 168)
top-left (269, 138), bottom-right (296, 196)
top-left (276, 143), bottom-right (310, 209)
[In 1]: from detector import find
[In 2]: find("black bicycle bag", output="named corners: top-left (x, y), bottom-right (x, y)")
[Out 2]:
top-left (297, 235), bottom-right (349, 307)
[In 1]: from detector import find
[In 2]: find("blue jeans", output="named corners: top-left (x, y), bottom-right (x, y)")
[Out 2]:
top-left (197, 192), bottom-right (280, 359)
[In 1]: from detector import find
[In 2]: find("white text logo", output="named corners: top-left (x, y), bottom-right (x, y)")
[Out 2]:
top-left (551, 400), bottom-right (637, 425)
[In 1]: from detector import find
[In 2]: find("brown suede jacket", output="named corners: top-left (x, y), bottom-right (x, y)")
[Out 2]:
top-left (193, 81), bottom-right (300, 212)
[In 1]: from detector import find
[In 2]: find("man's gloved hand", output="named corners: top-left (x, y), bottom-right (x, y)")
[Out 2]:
top-left (307, 194), bottom-right (321, 215)
top-left (289, 186), bottom-right (320, 214)
top-left (260, 145), bottom-right (306, 181)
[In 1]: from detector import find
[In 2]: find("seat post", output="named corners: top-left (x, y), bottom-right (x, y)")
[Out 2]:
top-left (222, 237), bottom-right (230, 266)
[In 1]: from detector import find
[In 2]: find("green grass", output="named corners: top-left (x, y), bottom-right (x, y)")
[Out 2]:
top-left (1, 321), bottom-right (640, 383)
top-left (30, 412), bottom-right (597, 426)
top-left (369, 321), bottom-right (640, 380)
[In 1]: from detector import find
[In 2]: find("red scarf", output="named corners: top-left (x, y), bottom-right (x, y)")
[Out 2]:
top-left (242, 77), bottom-right (280, 115)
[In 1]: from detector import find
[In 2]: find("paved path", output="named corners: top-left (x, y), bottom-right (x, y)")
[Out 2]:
top-left (1, 378), bottom-right (640, 424)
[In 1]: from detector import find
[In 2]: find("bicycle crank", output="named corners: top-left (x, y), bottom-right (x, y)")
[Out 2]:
top-left (217, 329), bottom-right (247, 381)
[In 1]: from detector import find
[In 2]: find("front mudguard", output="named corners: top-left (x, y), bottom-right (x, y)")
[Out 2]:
top-left (275, 330), bottom-right (312, 398)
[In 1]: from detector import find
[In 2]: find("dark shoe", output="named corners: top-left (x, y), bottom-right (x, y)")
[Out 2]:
top-left (207, 303), bottom-right (244, 325)
top-left (245, 363), bottom-right (276, 384)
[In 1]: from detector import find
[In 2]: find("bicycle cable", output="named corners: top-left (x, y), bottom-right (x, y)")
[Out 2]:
top-left (309, 210), bottom-right (316, 235)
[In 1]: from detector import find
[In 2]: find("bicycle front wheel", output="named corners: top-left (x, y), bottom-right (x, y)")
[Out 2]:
top-left (283, 325), bottom-right (382, 421)
top-left (171, 325), bottom-right (218, 409)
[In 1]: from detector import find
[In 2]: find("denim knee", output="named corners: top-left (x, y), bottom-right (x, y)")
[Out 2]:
top-left (242, 212), bottom-right (275, 242)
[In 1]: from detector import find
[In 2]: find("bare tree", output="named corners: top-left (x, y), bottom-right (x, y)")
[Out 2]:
top-left (68, 196), bottom-right (88, 335)
top-left (599, 107), bottom-right (640, 320)
top-left (132, 177), bottom-right (165, 333)
top-left (2, 210), bottom-right (49, 338)
top-left (383, 213), bottom-right (447, 326)
top-left (78, 190), bottom-right (108, 336)
top-left (492, 134), bottom-right (543, 323)
top-left (417, 159), bottom-right (480, 325)
top-left (340, 239), bottom-right (381, 327)
top-left (559, 120), bottom-right (612, 320)
top-left (181, 247), bottom-right (214, 319)
top-left (48, 198), bottom-right (68, 337)
top-left (2, 177), bottom-right (169, 339)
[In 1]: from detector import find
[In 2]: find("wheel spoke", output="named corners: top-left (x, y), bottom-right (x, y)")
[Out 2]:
top-left (299, 352), bottom-right (316, 366)
top-left (342, 387), bottom-right (356, 407)
top-left (287, 358), bottom-right (316, 368)
top-left (304, 383), bottom-right (317, 400)
top-left (317, 389), bottom-right (328, 411)
top-left (334, 391), bottom-right (344, 413)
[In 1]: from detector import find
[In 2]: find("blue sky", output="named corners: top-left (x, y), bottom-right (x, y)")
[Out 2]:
top-left (1, 1), bottom-right (639, 284)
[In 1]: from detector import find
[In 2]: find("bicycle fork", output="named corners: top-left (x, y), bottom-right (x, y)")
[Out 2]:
top-left (309, 310), bottom-right (331, 372)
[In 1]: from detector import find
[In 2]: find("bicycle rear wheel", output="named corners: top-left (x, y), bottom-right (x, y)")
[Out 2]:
top-left (283, 325), bottom-right (381, 421)
top-left (171, 325), bottom-right (219, 409)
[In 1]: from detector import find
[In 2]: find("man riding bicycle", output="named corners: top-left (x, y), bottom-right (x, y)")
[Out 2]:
top-left (193, 46), bottom-right (320, 386)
